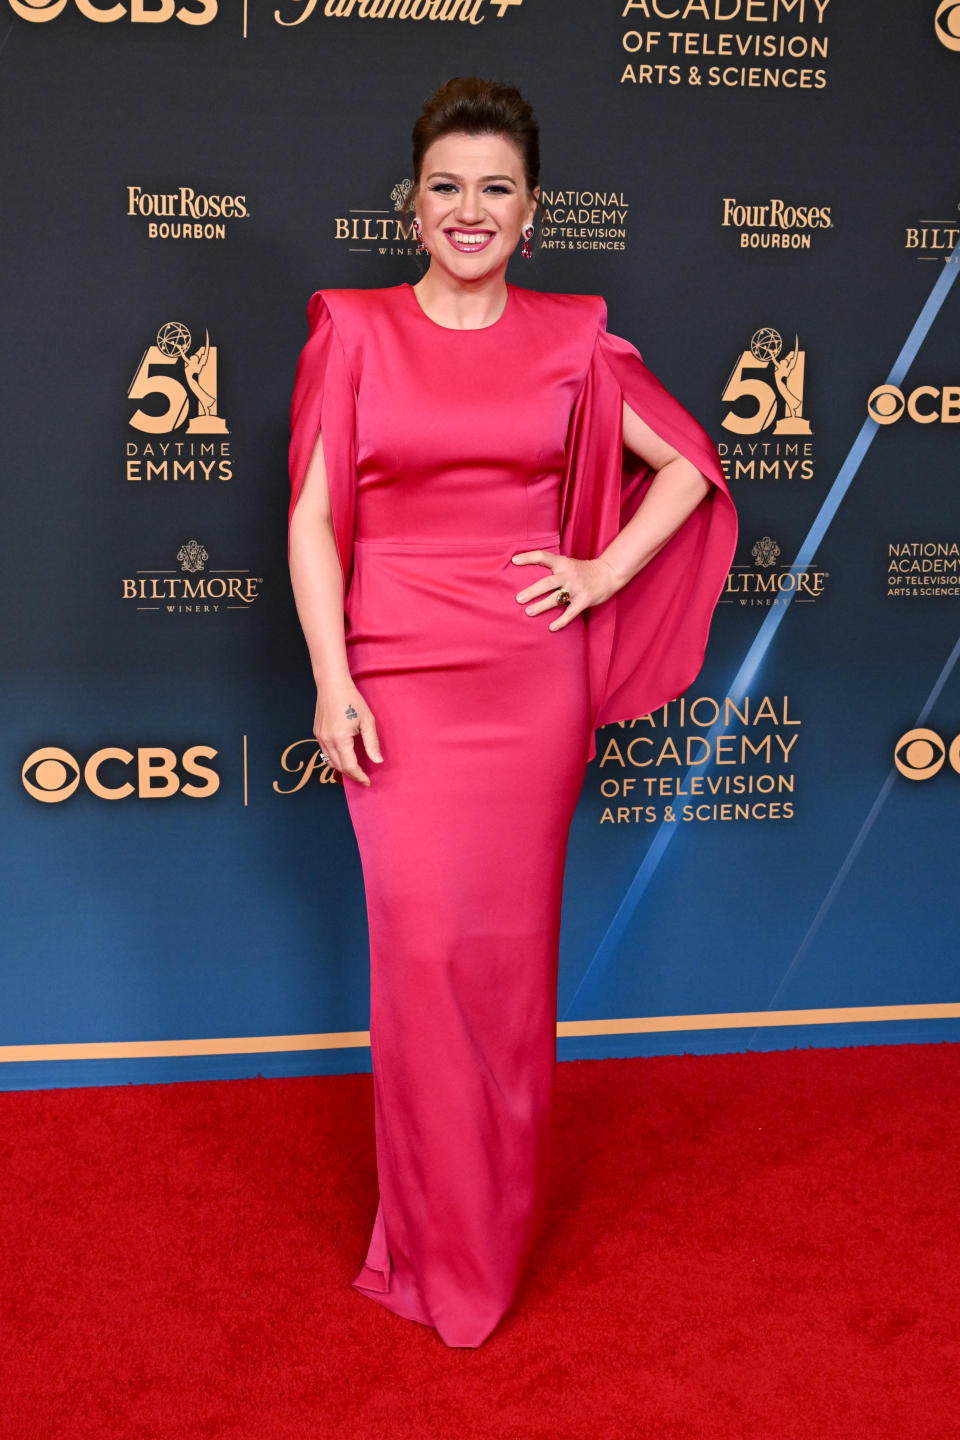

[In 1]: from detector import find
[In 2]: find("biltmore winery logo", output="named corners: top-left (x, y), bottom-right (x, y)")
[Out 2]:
top-left (720, 535), bottom-right (828, 607)
top-left (121, 540), bottom-right (262, 614)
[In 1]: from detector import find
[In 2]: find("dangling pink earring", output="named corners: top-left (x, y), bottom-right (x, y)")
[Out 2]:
top-left (521, 223), bottom-right (534, 260)
top-left (412, 216), bottom-right (426, 255)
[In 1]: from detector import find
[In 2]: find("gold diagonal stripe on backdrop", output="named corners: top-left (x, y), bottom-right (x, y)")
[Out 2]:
top-left (1, 1004), bottom-right (958, 1061)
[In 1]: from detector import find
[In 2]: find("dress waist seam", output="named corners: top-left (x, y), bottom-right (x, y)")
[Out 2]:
top-left (352, 532), bottom-right (561, 554)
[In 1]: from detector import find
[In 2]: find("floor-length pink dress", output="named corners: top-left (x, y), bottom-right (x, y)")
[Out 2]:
top-left (288, 281), bottom-right (737, 1348)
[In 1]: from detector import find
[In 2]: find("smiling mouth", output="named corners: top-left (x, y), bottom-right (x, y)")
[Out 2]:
top-left (445, 229), bottom-right (495, 253)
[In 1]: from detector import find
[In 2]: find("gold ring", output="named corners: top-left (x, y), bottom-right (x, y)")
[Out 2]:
top-left (555, 588), bottom-right (572, 606)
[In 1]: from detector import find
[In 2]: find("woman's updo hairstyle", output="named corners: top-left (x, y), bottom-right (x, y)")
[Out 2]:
top-left (404, 76), bottom-right (545, 244)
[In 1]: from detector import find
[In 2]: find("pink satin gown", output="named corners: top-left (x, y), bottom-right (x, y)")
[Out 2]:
top-left (287, 281), bottom-right (737, 1348)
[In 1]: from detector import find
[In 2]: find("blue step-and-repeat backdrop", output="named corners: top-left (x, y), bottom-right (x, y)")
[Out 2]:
top-left (2, 0), bottom-right (959, 1090)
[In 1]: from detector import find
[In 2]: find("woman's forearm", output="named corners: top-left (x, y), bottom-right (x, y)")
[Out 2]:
top-left (288, 506), bottom-right (353, 692)
top-left (596, 456), bottom-right (711, 591)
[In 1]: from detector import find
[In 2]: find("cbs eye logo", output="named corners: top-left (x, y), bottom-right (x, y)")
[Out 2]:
top-left (936, 0), bottom-right (960, 51)
top-left (867, 384), bottom-right (960, 425)
top-left (22, 745), bottom-right (219, 803)
top-left (893, 728), bottom-right (960, 781)
top-left (7, 0), bottom-right (215, 23)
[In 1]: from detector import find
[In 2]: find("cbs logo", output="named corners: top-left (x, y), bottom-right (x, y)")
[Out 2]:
top-left (7, 0), bottom-right (215, 23)
top-left (21, 745), bottom-right (220, 803)
top-left (893, 729), bottom-right (960, 781)
top-left (868, 385), bottom-right (960, 425)
top-left (936, 0), bottom-right (960, 51)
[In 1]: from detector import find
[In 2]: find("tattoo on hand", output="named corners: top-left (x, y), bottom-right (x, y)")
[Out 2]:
top-left (345, 704), bottom-right (358, 719)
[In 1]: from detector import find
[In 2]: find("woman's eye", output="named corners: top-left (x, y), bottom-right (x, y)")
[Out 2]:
top-left (427, 183), bottom-right (513, 195)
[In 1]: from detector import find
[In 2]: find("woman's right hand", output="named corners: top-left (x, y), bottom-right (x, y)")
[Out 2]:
top-left (314, 682), bottom-right (383, 786)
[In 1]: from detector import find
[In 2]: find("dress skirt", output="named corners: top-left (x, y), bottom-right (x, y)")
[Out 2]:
top-left (343, 530), bottom-right (591, 1348)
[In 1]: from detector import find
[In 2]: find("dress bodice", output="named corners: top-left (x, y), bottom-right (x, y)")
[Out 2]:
top-left (333, 282), bottom-right (600, 546)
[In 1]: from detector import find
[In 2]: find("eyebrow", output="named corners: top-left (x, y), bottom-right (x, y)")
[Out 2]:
top-left (425, 171), bottom-right (518, 184)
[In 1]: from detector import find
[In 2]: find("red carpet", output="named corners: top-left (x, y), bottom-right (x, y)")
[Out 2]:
top-left (2, 1042), bottom-right (957, 1439)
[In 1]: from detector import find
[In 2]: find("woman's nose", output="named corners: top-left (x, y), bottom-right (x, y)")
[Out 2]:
top-left (454, 188), bottom-right (483, 223)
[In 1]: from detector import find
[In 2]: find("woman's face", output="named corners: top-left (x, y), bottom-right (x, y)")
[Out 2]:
top-left (415, 130), bottom-right (538, 282)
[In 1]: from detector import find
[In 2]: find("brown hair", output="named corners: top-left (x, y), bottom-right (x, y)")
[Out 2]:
top-left (405, 76), bottom-right (544, 226)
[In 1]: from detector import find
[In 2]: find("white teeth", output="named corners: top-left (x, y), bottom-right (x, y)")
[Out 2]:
top-left (450, 231), bottom-right (489, 245)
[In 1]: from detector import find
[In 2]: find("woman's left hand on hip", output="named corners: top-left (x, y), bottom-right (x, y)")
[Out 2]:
top-left (511, 550), bottom-right (620, 631)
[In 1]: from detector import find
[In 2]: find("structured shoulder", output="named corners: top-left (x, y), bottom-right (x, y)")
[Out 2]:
top-left (302, 287), bottom-right (406, 388)
top-left (512, 285), bottom-right (607, 331)
top-left (511, 288), bottom-right (608, 382)
top-left (306, 284), bottom-right (404, 334)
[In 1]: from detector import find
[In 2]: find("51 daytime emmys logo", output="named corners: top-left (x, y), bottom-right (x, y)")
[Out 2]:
top-left (8, 0), bottom-right (215, 19)
top-left (126, 319), bottom-right (233, 484)
top-left (717, 325), bottom-right (815, 483)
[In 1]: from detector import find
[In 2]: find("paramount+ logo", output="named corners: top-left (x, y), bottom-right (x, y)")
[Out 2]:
top-left (21, 745), bottom-right (219, 803)
top-left (7, 0), bottom-right (215, 23)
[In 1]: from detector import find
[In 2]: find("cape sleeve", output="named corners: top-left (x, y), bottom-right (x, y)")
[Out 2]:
top-left (287, 290), bottom-right (358, 593)
top-left (559, 299), bottom-right (738, 764)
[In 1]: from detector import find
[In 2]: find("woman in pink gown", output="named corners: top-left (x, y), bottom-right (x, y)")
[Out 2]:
top-left (287, 78), bottom-right (737, 1349)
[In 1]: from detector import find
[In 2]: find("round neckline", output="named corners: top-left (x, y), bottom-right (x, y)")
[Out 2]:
top-left (403, 280), bottom-right (512, 333)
